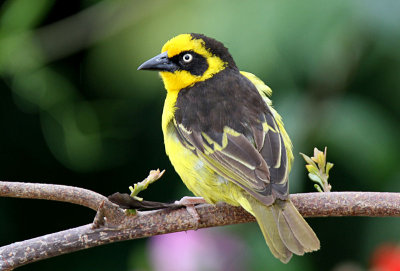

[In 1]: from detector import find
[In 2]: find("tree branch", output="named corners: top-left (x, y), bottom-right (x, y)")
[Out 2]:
top-left (0, 180), bottom-right (399, 270)
top-left (0, 181), bottom-right (105, 210)
top-left (0, 181), bottom-right (125, 226)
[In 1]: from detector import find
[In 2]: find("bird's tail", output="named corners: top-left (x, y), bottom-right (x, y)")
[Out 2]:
top-left (243, 196), bottom-right (320, 263)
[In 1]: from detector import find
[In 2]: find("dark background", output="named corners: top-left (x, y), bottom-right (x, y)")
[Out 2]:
top-left (0, 0), bottom-right (399, 270)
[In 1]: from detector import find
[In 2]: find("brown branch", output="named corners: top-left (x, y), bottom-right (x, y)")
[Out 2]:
top-left (0, 181), bottom-right (399, 270)
top-left (0, 181), bottom-right (125, 226)
top-left (0, 181), bottom-right (104, 210)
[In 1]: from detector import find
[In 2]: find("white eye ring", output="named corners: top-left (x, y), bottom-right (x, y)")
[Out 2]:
top-left (182, 53), bottom-right (193, 63)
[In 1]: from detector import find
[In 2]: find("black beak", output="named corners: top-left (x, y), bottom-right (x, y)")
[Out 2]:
top-left (137, 51), bottom-right (178, 72)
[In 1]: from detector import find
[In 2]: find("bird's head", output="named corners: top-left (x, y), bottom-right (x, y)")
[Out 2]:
top-left (138, 33), bottom-right (237, 92)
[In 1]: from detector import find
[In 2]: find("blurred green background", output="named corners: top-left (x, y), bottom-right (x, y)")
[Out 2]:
top-left (1, 0), bottom-right (399, 270)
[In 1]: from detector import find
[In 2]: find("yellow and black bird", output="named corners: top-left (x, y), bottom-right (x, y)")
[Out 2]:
top-left (138, 33), bottom-right (320, 263)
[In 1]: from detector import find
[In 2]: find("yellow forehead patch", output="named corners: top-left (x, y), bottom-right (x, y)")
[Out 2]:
top-left (162, 34), bottom-right (205, 57)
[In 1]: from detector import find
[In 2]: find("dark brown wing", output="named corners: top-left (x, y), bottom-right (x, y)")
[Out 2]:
top-left (174, 111), bottom-right (288, 205)
top-left (173, 69), bottom-right (289, 204)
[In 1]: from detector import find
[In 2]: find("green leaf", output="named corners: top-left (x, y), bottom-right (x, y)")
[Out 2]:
top-left (300, 152), bottom-right (317, 168)
top-left (326, 162), bottom-right (334, 176)
top-left (306, 164), bottom-right (319, 176)
top-left (126, 209), bottom-right (137, 215)
top-left (308, 173), bottom-right (322, 184)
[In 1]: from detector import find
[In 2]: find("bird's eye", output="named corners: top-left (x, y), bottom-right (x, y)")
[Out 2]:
top-left (182, 53), bottom-right (193, 63)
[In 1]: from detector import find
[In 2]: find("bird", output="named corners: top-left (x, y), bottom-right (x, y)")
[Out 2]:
top-left (137, 33), bottom-right (320, 263)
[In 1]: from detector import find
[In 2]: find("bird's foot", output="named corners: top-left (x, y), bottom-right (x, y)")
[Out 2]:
top-left (174, 196), bottom-right (207, 229)
top-left (175, 196), bottom-right (207, 206)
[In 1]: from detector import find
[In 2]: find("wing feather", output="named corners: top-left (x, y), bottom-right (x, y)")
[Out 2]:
top-left (172, 70), bottom-right (292, 204)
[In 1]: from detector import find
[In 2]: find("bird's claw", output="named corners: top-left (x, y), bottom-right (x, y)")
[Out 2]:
top-left (174, 196), bottom-right (207, 229)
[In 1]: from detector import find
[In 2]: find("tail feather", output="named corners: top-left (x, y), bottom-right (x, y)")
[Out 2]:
top-left (276, 200), bottom-right (320, 253)
top-left (244, 196), bottom-right (320, 263)
top-left (271, 203), bottom-right (305, 255)
top-left (251, 200), bottom-right (292, 263)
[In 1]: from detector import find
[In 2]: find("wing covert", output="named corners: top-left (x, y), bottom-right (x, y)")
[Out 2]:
top-left (174, 118), bottom-right (289, 204)
top-left (171, 69), bottom-right (291, 204)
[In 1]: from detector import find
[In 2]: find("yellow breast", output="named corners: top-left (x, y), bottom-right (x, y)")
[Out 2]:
top-left (162, 92), bottom-right (241, 205)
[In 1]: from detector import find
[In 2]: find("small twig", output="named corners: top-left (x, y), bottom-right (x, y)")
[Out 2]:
top-left (92, 201), bottom-right (106, 229)
top-left (129, 169), bottom-right (165, 201)
top-left (301, 147), bottom-right (333, 192)
top-left (0, 191), bottom-right (399, 270)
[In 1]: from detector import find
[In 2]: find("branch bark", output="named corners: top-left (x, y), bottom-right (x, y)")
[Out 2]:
top-left (0, 180), bottom-right (399, 270)
top-left (0, 181), bottom-right (125, 225)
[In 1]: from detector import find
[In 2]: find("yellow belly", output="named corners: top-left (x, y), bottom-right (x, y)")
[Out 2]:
top-left (163, 122), bottom-right (241, 206)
